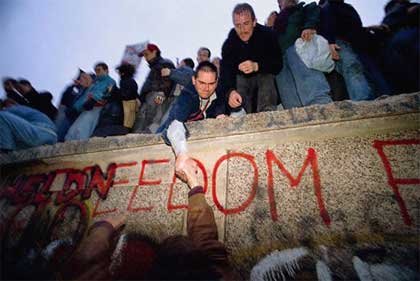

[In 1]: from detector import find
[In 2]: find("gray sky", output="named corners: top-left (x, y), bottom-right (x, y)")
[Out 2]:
top-left (0, 0), bottom-right (391, 104)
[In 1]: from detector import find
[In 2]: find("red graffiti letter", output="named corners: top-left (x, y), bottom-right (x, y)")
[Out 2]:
top-left (127, 159), bottom-right (170, 212)
top-left (92, 198), bottom-right (117, 217)
top-left (113, 162), bottom-right (138, 186)
top-left (266, 148), bottom-right (331, 226)
top-left (373, 139), bottom-right (420, 226)
top-left (56, 170), bottom-right (87, 205)
top-left (167, 158), bottom-right (208, 212)
top-left (14, 174), bottom-right (47, 205)
top-left (91, 162), bottom-right (138, 217)
top-left (82, 164), bottom-right (118, 200)
top-left (0, 176), bottom-right (26, 202)
top-left (212, 153), bottom-right (258, 215)
top-left (33, 172), bottom-right (56, 204)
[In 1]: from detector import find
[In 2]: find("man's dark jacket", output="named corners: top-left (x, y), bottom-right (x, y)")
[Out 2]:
top-left (120, 77), bottom-right (139, 101)
top-left (320, 0), bottom-right (367, 51)
top-left (25, 89), bottom-right (57, 121)
top-left (219, 23), bottom-right (283, 97)
top-left (139, 56), bottom-right (175, 102)
top-left (382, 1), bottom-right (419, 32)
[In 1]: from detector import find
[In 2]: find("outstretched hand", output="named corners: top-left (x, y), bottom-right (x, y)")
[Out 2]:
top-left (102, 212), bottom-right (127, 231)
top-left (175, 154), bottom-right (199, 188)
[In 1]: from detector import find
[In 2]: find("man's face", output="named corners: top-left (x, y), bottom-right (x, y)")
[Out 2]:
top-left (233, 11), bottom-right (256, 42)
top-left (197, 49), bottom-right (210, 64)
top-left (266, 11), bottom-right (277, 27)
top-left (94, 66), bottom-right (107, 77)
top-left (79, 73), bottom-right (93, 88)
top-left (143, 49), bottom-right (157, 63)
top-left (278, 0), bottom-right (294, 10)
top-left (18, 83), bottom-right (31, 94)
top-left (192, 71), bottom-right (218, 99)
top-left (3, 81), bottom-right (13, 91)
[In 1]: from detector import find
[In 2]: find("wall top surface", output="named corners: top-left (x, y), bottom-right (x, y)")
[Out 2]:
top-left (1, 93), bottom-right (419, 165)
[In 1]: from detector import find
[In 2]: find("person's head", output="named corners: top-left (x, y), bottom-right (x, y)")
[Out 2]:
top-left (147, 235), bottom-right (222, 280)
top-left (110, 233), bottom-right (158, 280)
top-left (17, 79), bottom-right (33, 94)
top-left (192, 61), bottom-right (218, 99)
top-left (180, 58), bottom-right (195, 69)
top-left (140, 43), bottom-right (161, 63)
top-left (211, 57), bottom-right (221, 73)
top-left (78, 71), bottom-right (94, 88)
top-left (384, 0), bottom-right (408, 13)
top-left (116, 63), bottom-right (136, 79)
top-left (278, 0), bottom-right (298, 10)
top-left (2, 78), bottom-right (17, 92)
top-left (196, 47), bottom-right (211, 64)
top-left (265, 11), bottom-right (278, 27)
top-left (94, 62), bottom-right (109, 77)
top-left (232, 3), bottom-right (257, 42)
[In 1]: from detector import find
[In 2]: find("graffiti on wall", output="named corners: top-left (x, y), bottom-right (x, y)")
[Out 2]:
top-left (0, 138), bottom-right (419, 279)
top-left (1, 139), bottom-right (419, 226)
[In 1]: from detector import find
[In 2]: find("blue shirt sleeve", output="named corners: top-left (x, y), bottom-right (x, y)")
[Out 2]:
top-left (157, 88), bottom-right (195, 145)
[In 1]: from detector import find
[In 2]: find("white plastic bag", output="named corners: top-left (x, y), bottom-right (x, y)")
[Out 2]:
top-left (295, 34), bottom-right (335, 73)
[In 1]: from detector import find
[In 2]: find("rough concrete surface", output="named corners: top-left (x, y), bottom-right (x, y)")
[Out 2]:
top-left (0, 93), bottom-right (419, 279)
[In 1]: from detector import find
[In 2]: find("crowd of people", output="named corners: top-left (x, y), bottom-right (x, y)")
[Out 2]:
top-left (0, 0), bottom-right (419, 279)
top-left (1, 0), bottom-right (418, 152)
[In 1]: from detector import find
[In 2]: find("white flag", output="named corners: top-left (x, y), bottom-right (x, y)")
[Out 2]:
top-left (121, 41), bottom-right (149, 68)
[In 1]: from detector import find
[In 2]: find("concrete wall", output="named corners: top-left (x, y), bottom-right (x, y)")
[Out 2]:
top-left (1, 93), bottom-right (419, 279)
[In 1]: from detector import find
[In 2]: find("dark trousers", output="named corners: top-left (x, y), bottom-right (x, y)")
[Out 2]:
top-left (235, 73), bottom-right (278, 114)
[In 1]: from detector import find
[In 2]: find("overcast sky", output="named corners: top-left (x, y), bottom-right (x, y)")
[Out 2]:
top-left (0, 0), bottom-right (392, 104)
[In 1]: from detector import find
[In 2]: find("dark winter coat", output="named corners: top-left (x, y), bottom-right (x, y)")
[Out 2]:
top-left (60, 84), bottom-right (84, 107)
top-left (119, 77), bottom-right (139, 101)
top-left (319, 0), bottom-right (367, 51)
top-left (382, 1), bottom-right (419, 32)
top-left (219, 23), bottom-right (282, 97)
top-left (139, 56), bottom-right (175, 102)
top-left (274, 2), bottom-right (320, 52)
top-left (25, 89), bottom-right (57, 121)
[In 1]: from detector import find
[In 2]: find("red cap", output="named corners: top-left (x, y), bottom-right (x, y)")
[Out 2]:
top-left (138, 43), bottom-right (160, 57)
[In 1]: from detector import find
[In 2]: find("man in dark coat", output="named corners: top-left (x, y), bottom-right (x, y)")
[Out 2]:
top-left (371, 0), bottom-right (419, 93)
top-left (17, 79), bottom-right (58, 121)
top-left (157, 61), bottom-right (226, 177)
top-left (220, 3), bottom-right (283, 116)
top-left (134, 43), bottom-right (175, 133)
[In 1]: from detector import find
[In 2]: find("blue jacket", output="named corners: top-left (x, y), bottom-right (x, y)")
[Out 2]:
top-left (72, 74), bottom-right (116, 112)
top-left (4, 105), bottom-right (57, 132)
top-left (157, 83), bottom-right (226, 145)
